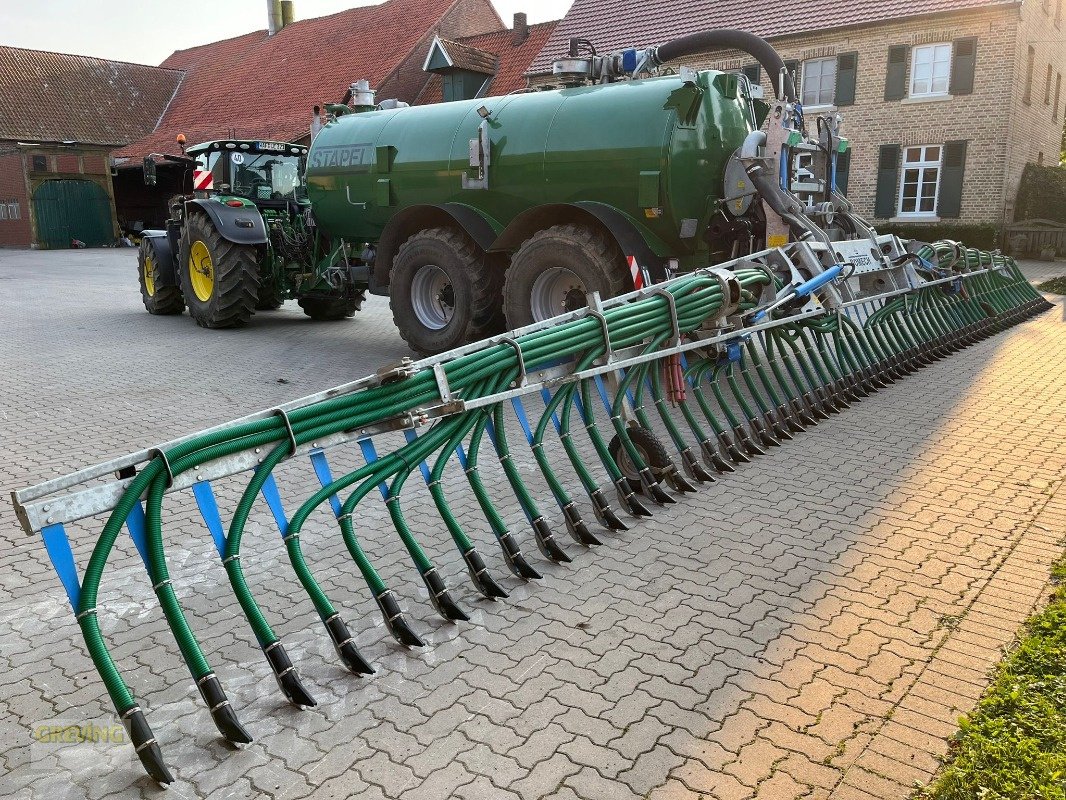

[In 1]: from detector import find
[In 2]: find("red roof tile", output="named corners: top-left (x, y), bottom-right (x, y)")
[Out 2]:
top-left (0, 46), bottom-right (182, 145)
top-left (430, 38), bottom-right (499, 74)
top-left (118, 0), bottom-right (469, 158)
top-left (416, 20), bottom-right (558, 104)
top-left (528, 0), bottom-right (1020, 74)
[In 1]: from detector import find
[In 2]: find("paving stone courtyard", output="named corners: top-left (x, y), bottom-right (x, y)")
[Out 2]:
top-left (0, 249), bottom-right (1063, 800)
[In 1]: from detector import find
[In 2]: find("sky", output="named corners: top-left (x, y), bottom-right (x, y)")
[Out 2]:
top-left (0, 0), bottom-right (573, 66)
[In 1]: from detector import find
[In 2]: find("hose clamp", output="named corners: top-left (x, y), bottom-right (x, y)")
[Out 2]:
top-left (271, 408), bottom-right (299, 459)
top-left (705, 268), bottom-right (743, 318)
top-left (499, 337), bottom-right (526, 388)
top-left (147, 448), bottom-right (175, 489)
top-left (649, 288), bottom-right (681, 348)
top-left (584, 308), bottom-right (613, 363)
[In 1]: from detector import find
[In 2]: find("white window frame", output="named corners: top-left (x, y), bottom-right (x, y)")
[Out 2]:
top-left (0, 203), bottom-right (7, 221)
top-left (909, 43), bottom-right (953, 98)
top-left (897, 145), bottom-right (942, 218)
top-left (9, 201), bottom-right (19, 220)
top-left (801, 57), bottom-right (837, 108)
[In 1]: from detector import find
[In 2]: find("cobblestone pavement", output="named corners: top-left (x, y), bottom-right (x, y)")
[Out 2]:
top-left (1, 249), bottom-right (1063, 800)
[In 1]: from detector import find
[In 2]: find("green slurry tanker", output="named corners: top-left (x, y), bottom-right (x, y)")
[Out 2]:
top-left (306, 62), bottom-right (764, 354)
top-left (306, 31), bottom-right (858, 355)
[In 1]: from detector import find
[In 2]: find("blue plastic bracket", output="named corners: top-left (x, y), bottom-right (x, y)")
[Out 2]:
top-left (41, 524), bottom-right (81, 610)
top-left (539, 388), bottom-right (563, 433)
top-left (124, 502), bottom-right (152, 570)
top-left (510, 397), bottom-right (535, 444)
top-left (594, 375), bottom-right (613, 416)
top-left (258, 471), bottom-right (289, 538)
top-left (308, 450), bottom-right (342, 516)
top-left (401, 430), bottom-right (433, 482)
top-left (192, 481), bottom-right (228, 558)
top-left (358, 439), bottom-right (391, 500)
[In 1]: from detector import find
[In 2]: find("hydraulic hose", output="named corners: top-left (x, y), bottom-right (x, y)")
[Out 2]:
top-left (652, 29), bottom-right (796, 100)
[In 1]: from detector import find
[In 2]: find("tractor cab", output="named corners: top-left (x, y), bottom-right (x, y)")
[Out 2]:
top-left (186, 140), bottom-right (310, 205)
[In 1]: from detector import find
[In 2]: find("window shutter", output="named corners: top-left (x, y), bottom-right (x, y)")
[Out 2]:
top-left (885, 45), bottom-right (909, 100)
top-left (835, 149), bottom-right (852, 194)
top-left (874, 144), bottom-right (901, 218)
top-left (835, 52), bottom-right (858, 105)
top-left (742, 64), bottom-right (762, 85)
top-left (938, 140), bottom-right (968, 218)
top-left (949, 37), bottom-right (977, 95)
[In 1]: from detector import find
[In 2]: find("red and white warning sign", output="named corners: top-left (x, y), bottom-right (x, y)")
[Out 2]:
top-left (627, 255), bottom-right (647, 290)
top-left (193, 168), bottom-right (214, 191)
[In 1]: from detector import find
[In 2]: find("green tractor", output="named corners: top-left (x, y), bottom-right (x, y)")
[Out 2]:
top-left (138, 139), bottom-right (368, 327)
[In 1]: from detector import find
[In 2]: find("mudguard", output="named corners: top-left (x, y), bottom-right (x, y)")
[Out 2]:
top-left (374, 203), bottom-right (502, 290)
top-left (490, 202), bottom-right (670, 282)
top-left (187, 198), bottom-right (269, 245)
top-left (141, 230), bottom-right (178, 288)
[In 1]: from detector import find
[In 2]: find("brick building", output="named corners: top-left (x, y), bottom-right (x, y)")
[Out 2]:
top-left (0, 47), bottom-right (180, 248)
top-left (526, 0), bottom-right (1066, 232)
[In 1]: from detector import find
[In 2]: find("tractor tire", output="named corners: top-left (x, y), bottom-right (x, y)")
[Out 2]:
top-left (178, 213), bottom-right (258, 328)
top-left (137, 237), bottom-right (184, 315)
top-left (503, 223), bottom-right (628, 330)
top-left (298, 292), bottom-right (364, 320)
top-left (390, 227), bottom-right (501, 356)
top-left (608, 425), bottom-right (673, 494)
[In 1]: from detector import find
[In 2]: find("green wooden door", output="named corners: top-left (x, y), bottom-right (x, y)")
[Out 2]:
top-left (33, 179), bottom-right (113, 249)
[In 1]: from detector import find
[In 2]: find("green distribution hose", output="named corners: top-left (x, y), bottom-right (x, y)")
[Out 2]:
top-left (55, 244), bottom-right (1050, 783)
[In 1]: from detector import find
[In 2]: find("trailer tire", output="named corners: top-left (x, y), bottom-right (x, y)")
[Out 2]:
top-left (298, 293), bottom-right (364, 320)
top-left (179, 213), bottom-right (258, 328)
top-left (138, 237), bottom-right (184, 315)
top-left (504, 223), bottom-right (628, 330)
top-left (608, 426), bottom-right (673, 494)
top-left (390, 227), bottom-right (500, 355)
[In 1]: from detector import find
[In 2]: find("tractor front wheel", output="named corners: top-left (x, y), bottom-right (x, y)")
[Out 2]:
top-left (503, 223), bottom-right (628, 330)
top-left (390, 227), bottom-right (500, 356)
top-left (298, 293), bottom-right (364, 320)
top-left (137, 237), bottom-right (184, 315)
top-left (178, 213), bottom-right (258, 328)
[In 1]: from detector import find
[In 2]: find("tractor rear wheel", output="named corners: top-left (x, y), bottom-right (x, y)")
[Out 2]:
top-left (137, 237), bottom-right (184, 315)
top-left (298, 293), bottom-right (364, 320)
top-left (504, 223), bottom-right (628, 330)
top-left (390, 227), bottom-right (500, 356)
top-left (178, 213), bottom-right (258, 328)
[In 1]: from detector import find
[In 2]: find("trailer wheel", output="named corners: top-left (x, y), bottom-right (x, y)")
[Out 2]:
top-left (390, 227), bottom-right (500, 355)
top-left (178, 213), bottom-right (258, 328)
top-left (138, 237), bottom-right (184, 315)
top-left (608, 426), bottom-right (672, 493)
top-left (504, 223), bottom-right (628, 329)
top-left (298, 292), bottom-right (364, 320)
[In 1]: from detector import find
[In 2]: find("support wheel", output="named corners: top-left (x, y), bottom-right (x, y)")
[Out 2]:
top-left (178, 213), bottom-right (258, 328)
top-left (504, 223), bottom-right (628, 329)
top-left (609, 426), bottom-right (673, 493)
top-left (137, 237), bottom-right (184, 315)
top-left (390, 227), bottom-right (501, 355)
top-left (298, 292), bottom-right (364, 320)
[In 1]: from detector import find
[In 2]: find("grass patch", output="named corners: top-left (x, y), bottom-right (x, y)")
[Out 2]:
top-left (917, 551), bottom-right (1066, 800)
top-left (1036, 276), bottom-right (1066, 295)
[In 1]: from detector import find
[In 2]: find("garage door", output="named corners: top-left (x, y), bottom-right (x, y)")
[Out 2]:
top-left (33, 179), bottom-right (114, 249)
